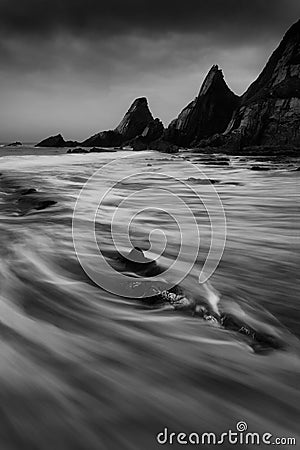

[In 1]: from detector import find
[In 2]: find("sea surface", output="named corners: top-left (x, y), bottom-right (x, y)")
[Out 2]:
top-left (0, 145), bottom-right (299, 449)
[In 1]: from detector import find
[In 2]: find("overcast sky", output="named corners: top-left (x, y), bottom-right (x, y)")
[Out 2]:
top-left (0, 0), bottom-right (299, 142)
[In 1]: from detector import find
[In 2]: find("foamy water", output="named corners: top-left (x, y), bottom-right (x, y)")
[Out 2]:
top-left (0, 147), bottom-right (299, 449)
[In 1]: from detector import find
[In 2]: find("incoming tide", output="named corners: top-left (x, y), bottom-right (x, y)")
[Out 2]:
top-left (0, 146), bottom-right (299, 449)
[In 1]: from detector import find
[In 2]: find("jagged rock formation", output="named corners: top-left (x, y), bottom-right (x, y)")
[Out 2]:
top-left (130, 118), bottom-right (164, 150)
top-left (37, 97), bottom-right (161, 149)
top-left (140, 118), bottom-right (164, 142)
top-left (36, 20), bottom-right (300, 154)
top-left (81, 130), bottom-right (122, 147)
top-left (115, 97), bottom-right (155, 140)
top-left (131, 137), bottom-right (178, 153)
top-left (149, 140), bottom-right (179, 153)
top-left (82, 97), bottom-right (161, 148)
top-left (198, 19), bottom-right (300, 151)
top-left (165, 65), bottom-right (239, 146)
top-left (7, 141), bottom-right (22, 147)
top-left (36, 134), bottom-right (78, 148)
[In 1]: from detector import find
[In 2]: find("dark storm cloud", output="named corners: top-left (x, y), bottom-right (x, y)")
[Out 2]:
top-left (0, 0), bottom-right (299, 40)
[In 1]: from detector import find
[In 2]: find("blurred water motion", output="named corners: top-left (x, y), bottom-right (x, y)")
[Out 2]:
top-left (0, 148), bottom-right (299, 449)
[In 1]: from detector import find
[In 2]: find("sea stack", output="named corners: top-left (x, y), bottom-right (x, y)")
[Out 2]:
top-left (203, 19), bottom-right (300, 150)
top-left (114, 97), bottom-right (155, 140)
top-left (35, 134), bottom-right (78, 148)
top-left (82, 97), bottom-right (162, 147)
top-left (165, 65), bottom-right (239, 146)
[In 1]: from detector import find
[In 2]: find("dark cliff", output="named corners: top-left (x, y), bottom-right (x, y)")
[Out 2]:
top-left (203, 19), bottom-right (300, 150)
top-left (165, 65), bottom-right (239, 146)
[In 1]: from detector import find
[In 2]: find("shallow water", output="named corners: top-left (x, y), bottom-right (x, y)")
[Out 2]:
top-left (0, 147), bottom-right (299, 449)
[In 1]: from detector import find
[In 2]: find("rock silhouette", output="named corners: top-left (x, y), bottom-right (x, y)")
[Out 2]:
top-left (115, 97), bottom-right (155, 140)
top-left (36, 134), bottom-right (78, 148)
top-left (199, 19), bottom-right (300, 151)
top-left (165, 65), bottom-right (238, 146)
top-left (36, 19), bottom-right (300, 154)
top-left (81, 130), bottom-right (122, 148)
top-left (82, 97), bottom-right (162, 148)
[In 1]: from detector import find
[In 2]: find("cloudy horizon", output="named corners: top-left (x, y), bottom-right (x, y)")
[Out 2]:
top-left (0, 0), bottom-right (299, 142)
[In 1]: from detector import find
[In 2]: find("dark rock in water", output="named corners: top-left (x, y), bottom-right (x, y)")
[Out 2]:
top-left (201, 19), bottom-right (300, 152)
top-left (81, 130), bottom-right (122, 148)
top-left (250, 165), bottom-right (271, 171)
top-left (149, 139), bottom-right (179, 153)
top-left (120, 248), bottom-right (286, 353)
top-left (165, 65), bottom-right (239, 146)
top-left (17, 194), bottom-right (57, 212)
top-left (115, 97), bottom-right (155, 141)
top-left (89, 147), bottom-right (117, 153)
top-left (186, 177), bottom-right (218, 185)
top-left (36, 134), bottom-right (79, 148)
top-left (120, 247), bottom-right (164, 278)
top-left (67, 147), bottom-right (89, 154)
top-left (20, 188), bottom-right (37, 195)
top-left (7, 141), bottom-right (22, 147)
top-left (35, 200), bottom-right (57, 210)
top-left (220, 314), bottom-right (285, 353)
top-left (206, 161), bottom-right (230, 166)
top-left (220, 181), bottom-right (243, 186)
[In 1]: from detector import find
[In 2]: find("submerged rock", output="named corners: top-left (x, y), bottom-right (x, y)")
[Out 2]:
top-left (250, 165), bottom-right (271, 171)
top-left (186, 177), bottom-right (218, 185)
top-left (17, 194), bottom-right (57, 212)
top-left (19, 188), bottom-right (37, 195)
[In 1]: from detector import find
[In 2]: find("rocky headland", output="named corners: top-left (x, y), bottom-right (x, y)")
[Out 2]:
top-left (36, 19), bottom-right (300, 155)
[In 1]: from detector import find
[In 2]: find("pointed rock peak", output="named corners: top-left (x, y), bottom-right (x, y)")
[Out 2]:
top-left (206, 64), bottom-right (221, 76)
top-left (165, 64), bottom-right (238, 145)
top-left (115, 97), bottom-right (154, 140)
top-left (35, 133), bottom-right (65, 147)
top-left (131, 97), bottom-right (148, 105)
top-left (126, 97), bottom-right (150, 113)
top-left (283, 18), bottom-right (300, 41)
top-left (198, 65), bottom-right (229, 96)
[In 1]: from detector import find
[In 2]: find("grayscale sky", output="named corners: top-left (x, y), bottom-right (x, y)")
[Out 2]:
top-left (0, 0), bottom-right (299, 142)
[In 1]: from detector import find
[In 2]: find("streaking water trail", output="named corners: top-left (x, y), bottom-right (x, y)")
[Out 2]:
top-left (0, 147), bottom-right (299, 449)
